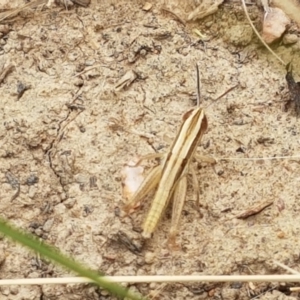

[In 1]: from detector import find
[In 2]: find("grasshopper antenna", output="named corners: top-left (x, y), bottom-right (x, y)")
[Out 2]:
top-left (196, 64), bottom-right (201, 107)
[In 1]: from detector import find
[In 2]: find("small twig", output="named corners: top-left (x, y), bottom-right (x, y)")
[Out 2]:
top-left (273, 260), bottom-right (300, 275)
top-left (214, 84), bottom-right (238, 101)
top-left (0, 64), bottom-right (14, 85)
top-left (73, 64), bottom-right (103, 78)
top-left (161, 7), bottom-right (186, 26)
top-left (206, 85), bottom-right (238, 109)
top-left (196, 64), bottom-right (201, 106)
top-left (217, 155), bottom-right (300, 161)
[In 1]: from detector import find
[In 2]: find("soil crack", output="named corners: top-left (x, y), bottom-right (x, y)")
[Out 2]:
top-left (45, 95), bottom-right (85, 197)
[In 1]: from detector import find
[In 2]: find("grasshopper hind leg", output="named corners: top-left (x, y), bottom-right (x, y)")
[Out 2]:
top-left (168, 156), bottom-right (215, 249)
top-left (168, 175), bottom-right (188, 249)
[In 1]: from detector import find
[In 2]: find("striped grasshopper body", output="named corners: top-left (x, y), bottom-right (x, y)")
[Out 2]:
top-left (124, 106), bottom-right (209, 245)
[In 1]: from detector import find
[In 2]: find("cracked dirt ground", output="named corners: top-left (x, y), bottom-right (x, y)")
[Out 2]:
top-left (1, 0), bottom-right (300, 299)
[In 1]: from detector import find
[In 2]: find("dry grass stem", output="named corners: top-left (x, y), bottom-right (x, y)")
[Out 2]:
top-left (2, 275), bottom-right (300, 286)
top-left (217, 155), bottom-right (300, 161)
top-left (273, 260), bottom-right (300, 275)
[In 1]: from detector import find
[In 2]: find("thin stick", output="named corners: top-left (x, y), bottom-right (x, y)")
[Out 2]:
top-left (273, 261), bottom-right (300, 291)
top-left (214, 84), bottom-right (238, 101)
top-left (196, 64), bottom-right (201, 107)
top-left (217, 155), bottom-right (300, 161)
top-left (241, 0), bottom-right (285, 65)
top-left (73, 64), bottom-right (106, 78)
top-left (2, 275), bottom-right (300, 286)
top-left (161, 7), bottom-right (186, 26)
top-left (206, 85), bottom-right (238, 109)
top-left (273, 260), bottom-right (300, 275)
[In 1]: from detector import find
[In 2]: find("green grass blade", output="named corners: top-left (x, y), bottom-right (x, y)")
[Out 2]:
top-left (0, 218), bottom-right (145, 300)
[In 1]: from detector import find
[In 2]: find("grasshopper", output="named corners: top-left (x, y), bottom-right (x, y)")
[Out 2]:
top-left (124, 66), bottom-right (215, 246)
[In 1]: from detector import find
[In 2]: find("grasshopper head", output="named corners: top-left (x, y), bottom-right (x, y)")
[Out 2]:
top-left (182, 107), bottom-right (208, 133)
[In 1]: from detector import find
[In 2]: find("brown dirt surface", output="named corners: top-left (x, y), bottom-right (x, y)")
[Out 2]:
top-left (1, 0), bottom-right (300, 299)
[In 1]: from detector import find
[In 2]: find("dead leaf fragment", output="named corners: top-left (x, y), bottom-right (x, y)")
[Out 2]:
top-left (142, 2), bottom-right (152, 11)
top-left (121, 160), bottom-right (144, 201)
top-left (115, 70), bottom-right (137, 91)
top-left (236, 200), bottom-right (273, 219)
top-left (276, 198), bottom-right (285, 212)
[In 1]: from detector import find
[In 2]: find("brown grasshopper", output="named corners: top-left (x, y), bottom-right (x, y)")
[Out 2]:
top-left (124, 66), bottom-right (215, 246)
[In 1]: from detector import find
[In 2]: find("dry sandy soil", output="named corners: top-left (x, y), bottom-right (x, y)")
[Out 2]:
top-left (1, 0), bottom-right (300, 299)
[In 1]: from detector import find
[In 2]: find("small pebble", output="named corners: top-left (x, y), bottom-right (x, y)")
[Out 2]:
top-left (2, 288), bottom-right (9, 296)
top-left (64, 198), bottom-right (76, 209)
top-left (282, 33), bottom-right (298, 45)
top-left (27, 272), bottom-right (40, 278)
top-left (34, 228), bottom-right (43, 237)
top-left (43, 218), bottom-right (54, 232)
top-left (9, 286), bottom-right (19, 295)
top-left (142, 2), bottom-right (152, 11)
top-left (28, 186), bottom-right (37, 199)
top-left (101, 290), bottom-right (109, 296)
top-left (230, 282), bottom-right (243, 289)
top-left (277, 231), bottom-right (285, 239)
top-left (221, 288), bottom-right (239, 299)
top-left (144, 251), bottom-right (155, 264)
top-left (85, 60), bottom-right (95, 66)
top-left (68, 52), bottom-right (79, 61)
top-left (149, 282), bottom-right (157, 289)
top-left (54, 203), bottom-right (66, 214)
